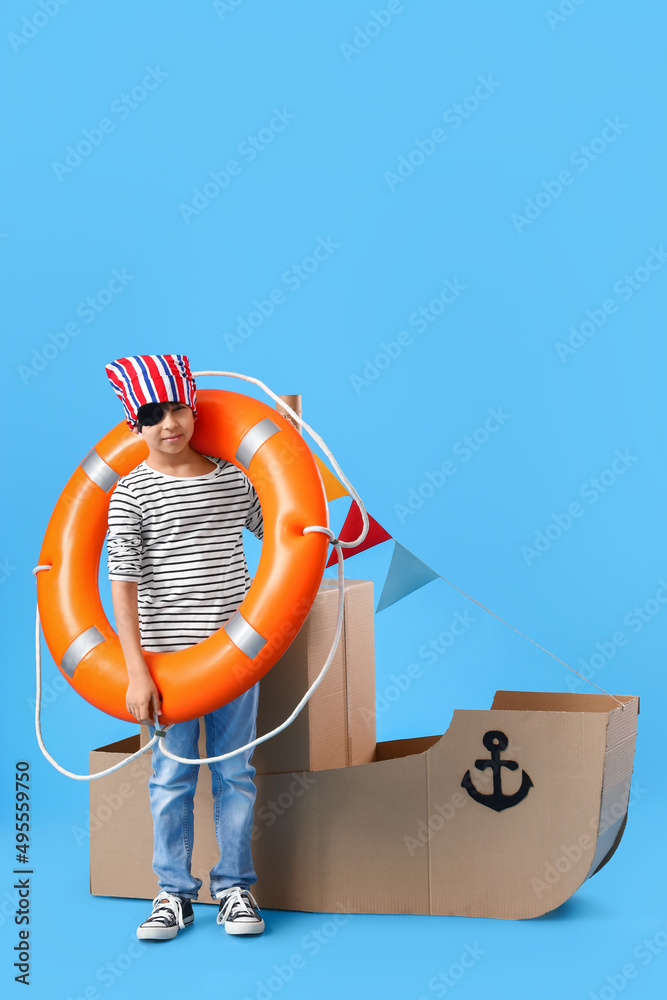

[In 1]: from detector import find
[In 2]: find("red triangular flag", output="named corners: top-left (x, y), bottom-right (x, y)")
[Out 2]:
top-left (326, 502), bottom-right (392, 567)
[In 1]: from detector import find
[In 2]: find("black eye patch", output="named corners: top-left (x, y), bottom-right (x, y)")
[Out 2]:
top-left (137, 402), bottom-right (167, 427)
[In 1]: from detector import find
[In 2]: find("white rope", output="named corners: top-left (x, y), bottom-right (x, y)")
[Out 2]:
top-left (33, 567), bottom-right (159, 781)
top-left (158, 533), bottom-right (345, 764)
top-left (32, 366), bottom-right (366, 774)
top-left (432, 571), bottom-right (626, 708)
top-left (33, 368), bottom-right (627, 780)
top-left (192, 370), bottom-right (369, 548)
top-left (33, 538), bottom-right (347, 773)
top-left (153, 370), bottom-right (361, 763)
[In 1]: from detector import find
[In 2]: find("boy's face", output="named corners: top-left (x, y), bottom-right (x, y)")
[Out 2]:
top-left (137, 401), bottom-right (195, 455)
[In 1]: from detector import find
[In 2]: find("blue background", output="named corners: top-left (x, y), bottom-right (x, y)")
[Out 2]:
top-left (2, 1), bottom-right (666, 997)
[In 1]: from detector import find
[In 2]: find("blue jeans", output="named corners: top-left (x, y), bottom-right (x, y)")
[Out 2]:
top-left (147, 682), bottom-right (259, 899)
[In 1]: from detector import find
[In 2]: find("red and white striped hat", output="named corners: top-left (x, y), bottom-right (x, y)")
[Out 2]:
top-left (105, 354), bottom-right (198, 428)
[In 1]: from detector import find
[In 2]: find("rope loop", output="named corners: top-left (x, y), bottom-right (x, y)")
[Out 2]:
top-left (303, 525), bottom-right (336, 542)
top-left (33, 372), bottom-right (358, 775)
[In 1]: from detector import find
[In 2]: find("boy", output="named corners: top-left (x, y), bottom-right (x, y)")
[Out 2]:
top-left (105, 354), bottom-right (265, 940)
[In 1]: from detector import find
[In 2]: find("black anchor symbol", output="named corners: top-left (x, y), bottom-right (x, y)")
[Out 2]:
top-left (461, 730), bottom-right (533, 812)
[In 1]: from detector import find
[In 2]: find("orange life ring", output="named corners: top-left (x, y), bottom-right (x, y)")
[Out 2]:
top-left (37, 389), bottom-right (329, 725)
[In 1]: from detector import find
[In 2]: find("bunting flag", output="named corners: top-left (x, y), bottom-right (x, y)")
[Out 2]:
top-left (314, 454), bottom-right (349, 501)
top-left (325, 501), bottom-right (392, 567)
top-left (376, 542), bottom-right (440, 613)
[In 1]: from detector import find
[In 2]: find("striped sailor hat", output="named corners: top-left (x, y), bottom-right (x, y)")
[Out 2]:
top-left (105, 354), bottom-right (198, 428)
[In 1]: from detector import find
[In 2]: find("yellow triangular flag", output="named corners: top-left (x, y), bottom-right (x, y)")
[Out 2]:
top-left (314, 455), bottom-right (349, 501)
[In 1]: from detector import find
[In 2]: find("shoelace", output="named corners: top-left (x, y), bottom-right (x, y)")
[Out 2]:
top-left (145, 893), bottom-right (185, 929)
top-left (217, 887), bottom-right (261, 923)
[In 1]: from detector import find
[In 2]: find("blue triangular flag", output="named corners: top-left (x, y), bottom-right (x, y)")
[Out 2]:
top-left (376, 542), bottom-right (440, 613)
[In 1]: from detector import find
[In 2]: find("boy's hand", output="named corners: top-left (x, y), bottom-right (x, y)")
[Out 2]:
top-left (126, 676), bottom-right (162, 725)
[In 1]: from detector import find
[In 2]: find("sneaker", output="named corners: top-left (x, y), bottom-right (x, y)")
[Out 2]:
top-left (137, 891), bottom-right (194, 941)
top-left (216, 886), bottom-right (265, 935)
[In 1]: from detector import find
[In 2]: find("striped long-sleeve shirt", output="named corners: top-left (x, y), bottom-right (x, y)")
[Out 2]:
top-left (107, 456), bottom-right (263, 652)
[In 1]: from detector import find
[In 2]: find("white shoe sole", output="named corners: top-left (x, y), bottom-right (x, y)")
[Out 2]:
top-left (220, 916), bottom-right (265, 935)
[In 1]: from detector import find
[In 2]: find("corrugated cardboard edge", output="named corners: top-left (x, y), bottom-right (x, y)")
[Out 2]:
top-left (88, 739), bottom-right (156, 901)
top-left (340, 580), bottom-right (376, 767)
top-left (491, 693), bottom-right (640, 884)
top-left (254, 579), bottom-right (376, 774)
top-left (306, 586), bottom-right (348, 772)
top-left (585, 695), bottom-right (639, 877)
top-left (486, 691), bottom-right (640, 917)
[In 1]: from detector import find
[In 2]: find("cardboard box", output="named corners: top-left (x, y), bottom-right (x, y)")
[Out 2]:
top-left (135, 578), bottom-right (376, 773)
top-left (90, 576), bottom-right (376, 902)
top-left (250, 691), bottom-right (639, 918)
top-left (90, 691), bottom-right (639, 918)
top-left (252, 578), bottom-right (376, 774)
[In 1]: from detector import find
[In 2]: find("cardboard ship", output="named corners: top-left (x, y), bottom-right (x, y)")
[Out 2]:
top-left (89, 580), bottom-right (639, 919)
